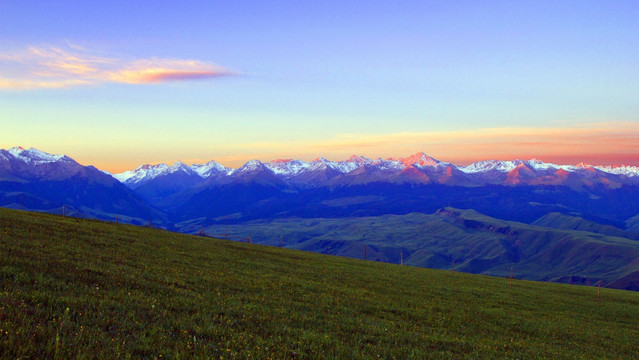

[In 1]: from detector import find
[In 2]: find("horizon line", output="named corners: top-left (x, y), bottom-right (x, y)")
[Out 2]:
top-left (4, 146), bottom-right (638, 174)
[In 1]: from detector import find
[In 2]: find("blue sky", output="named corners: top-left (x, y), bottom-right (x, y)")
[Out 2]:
top-left (1, 1), bottom-right (638, 171)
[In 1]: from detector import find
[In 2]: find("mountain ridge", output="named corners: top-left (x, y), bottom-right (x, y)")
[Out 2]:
top-left (0, 146), bottom-right (165, 223)
top-left (104, 150), bottom-right (639, 191)
top-left (3, 147), bottom-right (639, 228)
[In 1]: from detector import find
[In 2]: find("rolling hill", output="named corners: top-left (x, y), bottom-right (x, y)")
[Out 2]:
top-left (193, 208), bottom-right (639, 291)
top-left (2, 207), bottom-right (638, 359)
top-left (532, 212), bottom-right (639, 240)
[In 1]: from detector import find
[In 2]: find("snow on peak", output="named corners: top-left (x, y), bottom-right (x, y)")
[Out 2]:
top-left (330, 155), bottom-right (373, 173)
top-left (168, 161), bottom-right (194, 174)
top-left (524, 159), bottom-right (552, 171)
top-left (236, 159), bottom-right (265, 173)
top-left (190, 160), bottom-right (230, 177)
top-left (460, 160), bottom-right (519, 173)
top-left (371, 157), bottom-right (404, 170)
top-left (307, 157), bottom-right (338, 172)
top-left (461, 159), bottom-right (575, 174)
top-left (7, 147), bottom-right (66, 165)
top-left (171, 160), bottom-right (188, 167)
top-left (525, 159), bottom-right (577, 172)
top-left (114, 160), bottom-right (227, 184)
top-left (113, 163), bottom-right (169, 183)
top-left (596, 165), bottom-right (639, 177)
top-left (400, 152), bottom-right (441, 168)
top-left (304, 156), bottom-right (366, 173)
top-left (265, 159), bottom-right (310, 175)
top-left (309, 154), bottom-right (428, 173)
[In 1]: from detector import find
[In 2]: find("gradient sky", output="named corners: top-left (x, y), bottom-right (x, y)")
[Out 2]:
top-left (1, 1), bottom-right (638, 172)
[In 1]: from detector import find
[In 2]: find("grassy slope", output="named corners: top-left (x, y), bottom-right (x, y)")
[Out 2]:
top-left (199, 209), bottom-right (639, 289)
top-left (532, 212), bottom-right (639, 240)
top-left (1, 208), bottom-right (639, 359)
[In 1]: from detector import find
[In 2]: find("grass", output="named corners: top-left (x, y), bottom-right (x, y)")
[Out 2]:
top-left (1, 207), bottom-right (638, 359)
top-left (197, 210), bottom-right (639, 289)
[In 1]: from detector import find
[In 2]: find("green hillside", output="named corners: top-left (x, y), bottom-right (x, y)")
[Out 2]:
top-left (532, 212), bottom-right (639, 240)
top-left (198, 208), bottom-right (639, 290)
top-left (1, 208), bottom-right (638, 359)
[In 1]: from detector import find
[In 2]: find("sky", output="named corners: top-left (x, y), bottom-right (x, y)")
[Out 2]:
top-left (1, 1), bottom-right (638, 172)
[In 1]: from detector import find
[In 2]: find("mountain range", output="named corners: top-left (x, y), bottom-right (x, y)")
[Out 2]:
top-left (112, 152), bottom-right (639, 191)
top-left (103, 150), bottom-right (639, 226)
top-left (3, 146), bottom-right (639, 225)
top-left (2, 146), bottom-right (639, 290)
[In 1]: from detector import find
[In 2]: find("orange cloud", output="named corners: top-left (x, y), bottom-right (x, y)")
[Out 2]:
top-left (79, 122), bottom-right (639, 172)
top-left (218, 122), bottom-right (639, 167)
top-left (0, 45), bottom-right (234, 90)
top-left (109, 59), bottom-right (232, 84)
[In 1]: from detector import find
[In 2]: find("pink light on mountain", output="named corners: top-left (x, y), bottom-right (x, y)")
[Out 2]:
top-left (399, 152), bottom-right (440, 167)
top-left (270, 159), bottom-right (294, 164)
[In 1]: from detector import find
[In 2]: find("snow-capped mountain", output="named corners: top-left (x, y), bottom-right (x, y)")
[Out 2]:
top-left (595, 165), bottom-right (639, 178)
top-left (113, 163), bottom-right (171, 185)
top-left (335, 155), bottom-right (374, 173)
top-left (8, 147), bottom-right (639, 191)
top-left (191, 160), bottom-right (231, 178)
top-left (114, 160), bottom-right (231, 186)
top-left (461, 159), bottom-right (524, 173)
top-left (313, 156), bottom-right (370, 174)
top-left (6, 146), bottom-right (68, 165)
top-left (398, 152), bottom-right (443, 168)
top-left (0, 146), bottom-right (74, 167)
top-left (109, 152), bottom-right (639, 189)
top-left (114, 161), bottom-right (199, 186)
top-left (264, 159), bottom-right (311, 176)
top-left (221, 159), bottom-right (284, 186)
top-left (112, 161), bottom-right (211, 204)
top-left (460, 159), bottom-right (574, 174)
top-left (0, 146), bottom-right (102, 182)
top-left (0, 147), bottom-right (163, 222)
top-left (3, 146), bottom-right (639, 235)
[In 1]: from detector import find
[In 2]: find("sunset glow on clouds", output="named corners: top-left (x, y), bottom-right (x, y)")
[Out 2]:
top-left (108, 59), bottom-right (233, 84)
top-left (0, 45), bottom-right (234, 89)
top-left (191, 122), bottom-right (639, 169)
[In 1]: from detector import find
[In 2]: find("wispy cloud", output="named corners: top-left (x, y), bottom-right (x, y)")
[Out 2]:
top-left (0, 45), bottom-right (235, 90)
top-left (109, 59), bottom-right (230, 84)
top-left (0, 78), bottom-right (92, 90)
